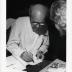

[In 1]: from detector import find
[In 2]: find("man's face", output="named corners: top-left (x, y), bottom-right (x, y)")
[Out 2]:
top-left (30, 4), bottom-right (48, 35)
top-left (31, 21), bottom-right (47, 35)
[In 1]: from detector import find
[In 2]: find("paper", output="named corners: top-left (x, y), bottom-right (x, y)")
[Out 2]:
top-left (6, 56), bottom-right (27, 72)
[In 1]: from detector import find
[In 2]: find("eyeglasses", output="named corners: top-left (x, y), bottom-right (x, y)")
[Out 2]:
top-left (31, 22), bottom-right (45, 26)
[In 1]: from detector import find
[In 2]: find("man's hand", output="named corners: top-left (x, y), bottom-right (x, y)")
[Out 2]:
top-left (36, 51), bottom-right (44, 60)
top-left (20, 51), bottom-right (33, 62)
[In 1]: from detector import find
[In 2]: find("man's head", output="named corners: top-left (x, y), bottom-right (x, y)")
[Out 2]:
top-left (29, 4), bottom-right (48, 35)
top-left (50, 0), bottom-right (66, 32)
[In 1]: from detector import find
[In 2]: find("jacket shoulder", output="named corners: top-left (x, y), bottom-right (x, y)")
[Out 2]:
top-left (14, 16), bottom-right (30, 27)
top-left (16, 17), bottom-right (29, 23)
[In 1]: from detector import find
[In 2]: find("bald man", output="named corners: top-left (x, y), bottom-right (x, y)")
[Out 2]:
top-left (7, 4), bottom-right (49, 66)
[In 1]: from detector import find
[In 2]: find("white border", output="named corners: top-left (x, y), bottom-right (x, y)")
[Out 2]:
top-left (67, 0), bottom-right (72, 72)
top-left (0, 0), bottom-right (6, 72)
top-left (0, 0), bottom-right (72, 72)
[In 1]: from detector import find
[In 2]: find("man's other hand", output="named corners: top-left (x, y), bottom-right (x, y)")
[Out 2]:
top-left (36, 51), bottom-right (44, 60)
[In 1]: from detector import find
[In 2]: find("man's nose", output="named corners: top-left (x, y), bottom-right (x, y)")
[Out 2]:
top-left (36, 24), bottom-right (39, 28)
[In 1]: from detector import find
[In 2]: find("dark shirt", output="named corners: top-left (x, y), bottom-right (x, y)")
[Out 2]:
top-left (44, 23), bottom-right (66, 61)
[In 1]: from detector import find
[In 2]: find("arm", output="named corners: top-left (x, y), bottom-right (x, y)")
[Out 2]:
top-left (7, 17), bottom-right (34, 64)
top-left (38, 31), bottom-right (49, 54)
top-left (35, 32), bottom-right (49, 62)
top-left (7, 18), bottom-right (24, 57)
top-left (30, 32), bottom-right (49, 64)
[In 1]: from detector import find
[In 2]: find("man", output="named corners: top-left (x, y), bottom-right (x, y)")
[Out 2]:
top-left (46, 0), bottom-right (66, 61)
top-left (6, 4), bottom-right (49, 66)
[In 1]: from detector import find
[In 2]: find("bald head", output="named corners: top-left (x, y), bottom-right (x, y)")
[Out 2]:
top-left (30, 4), bottom-right (48, 23)
top-left (29, 4), bottom-right (48, 35)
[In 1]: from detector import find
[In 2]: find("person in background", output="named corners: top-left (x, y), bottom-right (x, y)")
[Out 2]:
top-left (6, 4), bottom-right (49, 66)
top-left (50, 0), bottom-right (66, 36)
top-left (46, 0), bottom-right (66, 61)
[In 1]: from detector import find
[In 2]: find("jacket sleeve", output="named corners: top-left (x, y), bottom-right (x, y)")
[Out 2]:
top-left (39, 31), bottom-right (49, 54)
top-left (7, 18), bottom-right (24, 57)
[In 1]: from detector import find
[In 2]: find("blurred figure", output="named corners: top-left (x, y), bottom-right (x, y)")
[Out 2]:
top-left (50, 0), bottom-right (66, 36)
top-left (46, 0), bottom-right (66, 61)
top-left (6, 4), bottom-right (49, 66)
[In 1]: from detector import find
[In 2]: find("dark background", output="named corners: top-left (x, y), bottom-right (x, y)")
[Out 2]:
top-left (6, 0), bottom-right (55, 19)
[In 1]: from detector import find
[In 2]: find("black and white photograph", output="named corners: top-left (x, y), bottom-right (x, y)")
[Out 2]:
top-left (6, 0), bottom-right (66, 72)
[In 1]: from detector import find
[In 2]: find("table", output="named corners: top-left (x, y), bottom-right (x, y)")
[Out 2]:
top-left (6, 56), bottom-right (27, 72)
top-left (6, 55), bottom-right (52, 72)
